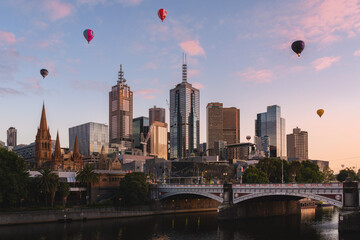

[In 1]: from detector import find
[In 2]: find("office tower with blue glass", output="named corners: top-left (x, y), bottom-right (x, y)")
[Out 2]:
top-left (255, 105), bottom-right (286, 158)
top-left (170, 54), bottom-right (200, 159)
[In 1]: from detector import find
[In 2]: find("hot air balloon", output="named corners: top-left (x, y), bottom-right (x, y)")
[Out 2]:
top-left (291, 40), bottom-right (305, 57)
top-left (40, 69), bottom-right (48, 79)
top-left (83, 29), bottom-right (94, 44)
top-left (158, 9), bottom-right (167, 22)
top-left (246, 136), bottom-right (251, 141)
top-left (317, 109), bottom-right (324, 118)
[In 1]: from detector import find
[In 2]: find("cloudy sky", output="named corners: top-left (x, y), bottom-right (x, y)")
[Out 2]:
top-left (1, 0), bottom-right (360, 171)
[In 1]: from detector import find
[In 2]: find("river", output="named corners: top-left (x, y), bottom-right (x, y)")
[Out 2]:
top-left (0, 207), bottom-right (358, 240)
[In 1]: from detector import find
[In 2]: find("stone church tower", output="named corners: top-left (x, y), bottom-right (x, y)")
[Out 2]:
top-left (35, 103), bottom-right (52, 168)
top-left (52, 131), bottom-right (64, 170)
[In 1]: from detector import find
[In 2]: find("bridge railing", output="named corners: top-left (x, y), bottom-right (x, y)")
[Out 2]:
top-left (158, 184), bottom-right (223, 188)
top-left (233, 183), bottom-right (343, 188)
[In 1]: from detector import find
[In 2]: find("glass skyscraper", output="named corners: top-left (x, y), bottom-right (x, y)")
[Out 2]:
top-left (170, 55), bottom-right (200, 159)
top-left (133, 116), bottom-right (149, 149)
top-left (255, 105), bottom-right (286, 158)
top-left (69, 122), bottom-right (109, 156)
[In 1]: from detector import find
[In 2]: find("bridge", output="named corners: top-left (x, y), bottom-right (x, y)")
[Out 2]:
top-left (153, 183), bottom-right (352, 208)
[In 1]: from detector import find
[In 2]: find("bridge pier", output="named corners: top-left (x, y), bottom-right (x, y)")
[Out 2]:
top-left (339, 180), bottom-right (360, 232)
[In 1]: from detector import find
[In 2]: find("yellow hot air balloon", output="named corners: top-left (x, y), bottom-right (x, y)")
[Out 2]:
top-left (317, 109), bottom-right (324, 118)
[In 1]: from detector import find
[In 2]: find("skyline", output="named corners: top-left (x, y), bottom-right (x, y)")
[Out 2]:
top-left (1, 0), bottom-right (360, 171)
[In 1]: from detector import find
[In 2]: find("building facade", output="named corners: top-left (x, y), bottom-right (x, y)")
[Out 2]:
top-left (35, 103), bottom-right (52, 168)
top-left (170, 55), bottom-right (200, 159)
top-left (207, 103), bottom-right (240, 154)
top-left (255, 105), bottom-right (286, 158)
top-left (109, 65), bottom-right (133, 148)
top-left (133, 116), bottom-right (149, 149)
top-left (7, 127), bottom-right (17, 147)
top-left (287, 127), bottom-right (308, 162)
top-left (69, 122), bottom-right (109, 156)
top-left (149, 121), bottom-right (168, 160)
top-left (207, 102), bottom-right (223, 151)
top-left (149, 106), bottom-right (166, 126)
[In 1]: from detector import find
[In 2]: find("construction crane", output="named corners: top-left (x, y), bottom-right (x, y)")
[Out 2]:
top-left (140, 124), bottom-right (154, 156)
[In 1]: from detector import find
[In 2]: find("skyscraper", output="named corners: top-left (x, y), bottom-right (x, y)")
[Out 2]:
top-left (287, 127), bottom-right (308, 162)
top-left (207, 102), bottom-right (240, 153)
top-left (7, 127), bottom-right (17, 147)
top-left (149, 121), bottom-right (168, 160)
top-left (133, 117), bottom-right (149, 149)
top-left (149, 106), bottom-right (166, 126)
top-left (207, 102), bottom-right (223, 151)
top-left (35, 103), bottom-right (52, 168)
top-left (109, 65), bottom-right (133, 148)
top-left (170, 54), bottom-right (200, 159)
top-left (255, 105), bottom-right (286, 158)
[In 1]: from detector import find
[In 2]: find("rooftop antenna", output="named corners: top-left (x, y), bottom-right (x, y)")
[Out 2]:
top-left (182, 53), bottom-right (187, 83)
top-left (118, 64), bottom-right (124, 84)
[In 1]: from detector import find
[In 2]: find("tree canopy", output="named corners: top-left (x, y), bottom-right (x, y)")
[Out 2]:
top-left (0, 148), bottom-right (29, 207)
top-left (119, 172), bottom-right (148, 206)
top-left (337, 168), bottom-right (359, 182)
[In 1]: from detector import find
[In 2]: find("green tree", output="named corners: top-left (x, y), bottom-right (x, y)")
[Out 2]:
top-left (0, 148), bottom-right (29, 207)
top-left (296, 160), bottom-right (324, 183)
top-left (323, 166), bottom-right (336, 183)
top-left (119, 172), bottom-right (148, 206)
top-left (243, 165), bottom-right (269, 183)
top-left (36, 169), bottom-right (59, 207)
top-left (337, 168), bottom-right (359, 182)
top-left (76, 164), bottom-right (100, 204)
top-left (58, 182), bottom-right (70, 207)
top-left (257, 158), bottom-right (290, 183)
top-left (288, 161), bottom-right (301, 183)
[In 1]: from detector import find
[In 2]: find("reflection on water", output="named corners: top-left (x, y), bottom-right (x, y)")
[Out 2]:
top-left (0, 207), bottom-right (358, 240)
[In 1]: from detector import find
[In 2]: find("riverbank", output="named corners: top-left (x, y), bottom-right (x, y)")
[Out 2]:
top-left (0, 207), bottom-right (217, 226)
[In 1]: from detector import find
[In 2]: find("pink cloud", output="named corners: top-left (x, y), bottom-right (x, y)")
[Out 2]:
top-left (192, 82), bottom-right (204, 89)
top-left (188, 69), bottom-right (201, 78)
top-left (0, 31), bottom-right (18, 45)
top-left (275, 0), bottom-right (360, 45)
top-left (44, 0), bottom-right (73, 21)
top-left (312, 56), bottom-right (341, 71)
top-left (142, 62), bottom-right (158, 70)
top-left (77, 0), bottom-right (141, 5)
top-left (42, 59), bottom-right (58, 76)
top-left (353, 50), bottom-right (360, 56)
top-left (134, 88), bottom-right (161, 99)
top-left (237, 68), bottom-right (273, 84)
top-left (179, 40), bottom-right (205, 56)
top-left (0, 87), bottom-right (22, 95)
top-left (16, 78), bottom-right (43, 94)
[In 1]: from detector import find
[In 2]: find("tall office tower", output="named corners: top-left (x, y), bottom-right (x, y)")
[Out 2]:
top-left (223, 107), bottom-right (240, 144)
top-left (149, 121), bottom-right (168, 159)
top-left (69, 122), bottom-right (109, 156)
top-left (170, 54), bottom-right (200, 159)
top-left (255, 105), bottom-right (286, 158)
top-left (35, 103), bottom-right (52, 168)
top-left (207, 102), bottom-right (223, 151)
top-left (149, 106), bottom-right (166, 126)
top-left (109, 65), bottom-right (133, 148)
top-left (7, 127), bottom-right (17, 147)
top-left (287, 127), bottom-right (308, 162)
top-left (133, 116), bottom-right (149, 149)
top-left (207, 103), bottom-right (240, 153)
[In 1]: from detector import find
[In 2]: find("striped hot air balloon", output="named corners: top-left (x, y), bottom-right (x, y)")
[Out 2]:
top-left (83, 29), bottom-right (94, 44)
top-left (157, 9), bottom-right (167, 22)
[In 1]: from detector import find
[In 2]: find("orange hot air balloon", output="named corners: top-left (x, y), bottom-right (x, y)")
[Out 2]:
top-left (317, 109), bottom-right (324, 118)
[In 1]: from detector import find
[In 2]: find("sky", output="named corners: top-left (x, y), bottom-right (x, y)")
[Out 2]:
top-left (1, 0), bottom-right (360, 172)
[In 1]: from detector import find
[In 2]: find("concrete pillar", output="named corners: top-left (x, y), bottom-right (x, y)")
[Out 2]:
top-left (339, 180), bottom-right (360, 232)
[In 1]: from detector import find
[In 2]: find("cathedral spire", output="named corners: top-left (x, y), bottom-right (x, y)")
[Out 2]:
top-left (55, 131), bottom-right (61, 154)
top-left (39, 102), bottom-right (48, 130)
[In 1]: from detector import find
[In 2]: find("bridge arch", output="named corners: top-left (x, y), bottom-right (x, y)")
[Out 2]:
top-left (233, 192), bottom-right (342, 208)
top-left (159, 191), bottom-right (224, 203)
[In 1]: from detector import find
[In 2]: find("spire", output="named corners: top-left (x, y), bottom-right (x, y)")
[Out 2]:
top-left (73, 136), bottom-right (79, 155)
top-left (39, 102), bottom-right (48, 130)
top-left (118, 64), bottom-right (126, 83)
top-left (55, 131), bottom-right (61, 153)
top-left (182, 53), bottom-right (187, 83)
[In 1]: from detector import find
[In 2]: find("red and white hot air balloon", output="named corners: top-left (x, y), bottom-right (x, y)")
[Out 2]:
top-left (83, 29), bottom-right (94, 44)
top-left (157, 9), bottom-right (167, 22)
